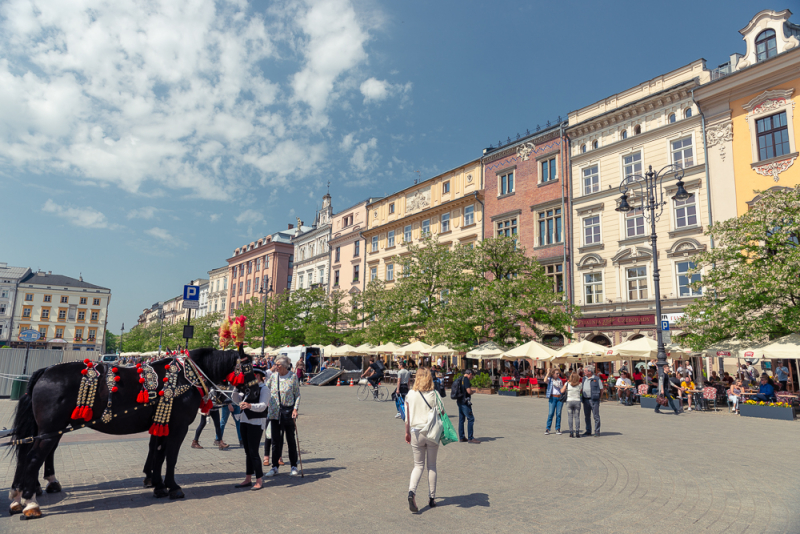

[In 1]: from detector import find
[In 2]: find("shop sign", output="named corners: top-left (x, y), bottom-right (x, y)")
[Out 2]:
top-left (575, 314), bottom-right (655, 329)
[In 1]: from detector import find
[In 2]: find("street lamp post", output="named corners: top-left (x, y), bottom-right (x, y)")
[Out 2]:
top-left (120, 322), bottom-right (124, 355)
top-left (260, 276), bottom-right (272, 360)
top-left (614, 164), bottom-right (691, 385)
top-left (158, 303), bottom-right (165, 359)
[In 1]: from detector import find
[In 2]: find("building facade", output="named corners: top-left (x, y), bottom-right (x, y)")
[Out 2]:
top-left (566, 59), bottom-right (711, 347)
top-left (362, 159), bottom-right (483, 288)
top-left (207, 266), bottom-right (228, 320)
top-left (291, 193), bottom-right (333, 292)
top-left (0, 263), bottom-right (31, 346)
top-left (481, 123), bottom-right (571, 310)
top-left (10, 271), bottom-right (111, 352)
top-left (695, 9), bottom-right (800, 221)
top-left (227, 225), bottom-right (300, 314)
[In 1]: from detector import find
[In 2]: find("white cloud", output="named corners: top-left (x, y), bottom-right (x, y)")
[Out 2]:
top-left (350, 137), bottom-right (378, 173)
top-left (127, 207), bottom-right (158, 220)
top-left (42, 199), bottom-right (115, 229)
top-left (210, 213), bottom-right (221, 223)
top-left (340, 132), bottom-right (356, 151)
top-left (235, 209), bottom-right (265, 226)
top-left (144, 227), bottom-right (184, 247)
top-left (360, 78), bottom-right (412, 104)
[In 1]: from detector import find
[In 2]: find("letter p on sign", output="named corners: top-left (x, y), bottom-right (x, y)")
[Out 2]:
top-left (184, 285), bottom-right (199, 300)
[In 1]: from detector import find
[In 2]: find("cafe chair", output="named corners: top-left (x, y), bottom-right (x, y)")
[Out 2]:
top-left (702, 387), bottom-right (718, 412)
top-left (501, 376), bottom-right (515, 390)
top-left (530, 378), bottom-right (544, 398)
top-left (518, 377), bottom-right (530, 396)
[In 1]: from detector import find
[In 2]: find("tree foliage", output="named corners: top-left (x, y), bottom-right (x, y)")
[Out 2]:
top-left (681, 186), bottom-right (800, 349)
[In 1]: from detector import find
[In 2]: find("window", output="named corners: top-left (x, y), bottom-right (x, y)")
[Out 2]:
top-left (90, 311), bottom-right (98, 321)
top-left (39, 326), bottom-right (47, 339)
top-left (677, 261), bottom-right (702, 297)
top-left (78, 311), bottom-right (85, 321)
top-left (621, 130), bottom-right (628, 140)
top-left (371, 236), bottom-right (378, 252)
top-left (286, 275), bottom-right (292, 289)
top-left (627, 266), bottom-right (648, 300)
top-left (634, 125), bottom-right (641, 135)
top-left (0, 304), bottom-right (5, 315)
top-left (79, 297), bottom-right (87, 305)
top-left (335, 246), bottom-right (340, 263)
top-left (583, 216), bottom-right (601, 245)
top-left (25, 294), bottom-right (33, 301)
top-left (592, 140), bottom-right (598, 149)
top-left (75, 328), bottom-right (83, 340)
top-left (464, 205), bottom-right (475, 226)
top-left (22, 307), bottom-right (31, 318)
top-left (60, 296), bottom-right (68, 303)
top-left (537, 208), bottom-right (562, 246)
top-left (422, 219), bottom-right (430, 235)
top-left (684, 108), bottom-right (692, 119)
top-left (671, 137), bottom-right (694, 168)
top-left (541, 158), bottom-right (557, 182)
top-left (353, 265), bottom-right (360, 282)
top-left (581, 144), bottom-right (586, 153)
top-left (238, 282), bottom-right (243, 294)
top-left (496, 218), bottom-right (517, 237)
top-left (334, 270), bottom-right (340, 286)
top-left (93, 298), bottom-right (100, 306)
top-left (674, 196), bottom-right (697, 228)
top-left (262, 275), bottom-right (268, 291)
top-left (443, 181), bottom-right (450, 194)
top-left (247, 261), bottom-right (252, 274)
top-left (623, 152), bottom-right (642, 182)
top-left (354, 241), bottom-right (360, 257)
top-left (546, 264), bottom-right (564, 293)
top-left (388, 230), bottom-right (395, 247)
top-left (232, 266), bottom-right (237, 278)
top-left (669, 113), bottom-right (676, 123)
top-left (256, 258), bottom-right (261, 271)
top-left (288, 255), bottom-right (293, 269)
top-left (88, 329), bottom-right (96, 341)
top-left (223, 277), bottom-right (228, 289)
top-left (319, 267), bottom-right (325, 285)
top-left (231, 285), bottom-right (236, 297)
top-left (755, 29), bottom-right (777, 62)
top-left (582, 165), bottom-right (599, 195)
top-left (756, 112), bottom-right (791, 161)
top-left (625, 208), bottom-right (645, 238)
top-left (55, 328), bottom-right (64, 339)
top-left (41, 309), bottom-right (50, 319)
top-left (298, 274), bottom-right (304, 288)
top-left (371, 267), bottom-right (377, 281)
top-left (386, 263), bottom-right (394, 281)
top-left (500, 172), bottom-right (514, 195)
top-left (230, 303), bottom-right (236, 314)
top-left (246, 280), bottom-right (251, 293)
top-left (389, 203), bottom-right (395, 214)
top-left (404, 225), bottom-right (412, 242)
top-left (584, 273), bottom-right (603, 304)
top-left (441, 213), bottom-right (450, 233)
top-left (44, 295), bottom-right (52, 303)
top-left (221, 298), bottom-right (226, 310)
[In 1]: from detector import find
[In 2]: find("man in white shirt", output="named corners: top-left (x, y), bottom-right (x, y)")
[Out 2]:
top-left (615, 372), bottom-right (634, 406)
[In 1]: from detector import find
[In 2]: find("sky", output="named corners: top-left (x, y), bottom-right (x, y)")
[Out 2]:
top-left (0, 0), bottom-right (772, 333)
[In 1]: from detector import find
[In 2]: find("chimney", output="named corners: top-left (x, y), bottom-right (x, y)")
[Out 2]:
top-left (0, 262), bottom-right (7, 269)
top-left (48, 271), bottom-right (52, 275)
top-left (288, 223), bottom-right (294, 230)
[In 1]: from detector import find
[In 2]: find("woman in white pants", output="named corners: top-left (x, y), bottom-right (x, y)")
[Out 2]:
top-left (729, 379), bottom-right (744, 412)
top-left (404, 368), bottom-right (440, 513)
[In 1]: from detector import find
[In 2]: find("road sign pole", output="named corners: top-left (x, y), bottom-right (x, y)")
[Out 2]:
top-left (22, 343), bottom-right (30, 376)
top-left (184, 309), bottom-right (191, 351)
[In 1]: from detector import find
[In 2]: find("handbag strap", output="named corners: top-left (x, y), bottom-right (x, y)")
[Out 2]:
top-left (418, 390), bottom-right (433, 410)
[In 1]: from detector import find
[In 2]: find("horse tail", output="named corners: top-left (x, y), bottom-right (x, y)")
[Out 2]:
top-left (9, 367), bottom-right (46, 461)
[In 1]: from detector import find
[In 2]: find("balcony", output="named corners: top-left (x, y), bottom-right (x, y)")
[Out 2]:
top-left (710, 63), bottom-right (731, 81)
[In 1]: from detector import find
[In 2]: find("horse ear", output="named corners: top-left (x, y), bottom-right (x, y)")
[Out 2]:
top-left (238, 344), bottom-right (245, 359)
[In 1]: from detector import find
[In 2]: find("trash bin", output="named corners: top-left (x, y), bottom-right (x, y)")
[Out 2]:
top-left (10, 376), bottom-right (29, 401)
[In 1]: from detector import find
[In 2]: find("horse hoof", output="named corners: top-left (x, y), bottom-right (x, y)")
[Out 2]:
top-left (22, 507), bottom-right (42, 519)
top-left (9, 503), bottom-right (23, 515)
top-left (169, 489), bottom-right (185, 500)
top-left (153, 487), bottom-right (169, 498)
top-left (143, 477), bottom-right (153, 488)
top-left (45, 481), bottom-right (62, 494)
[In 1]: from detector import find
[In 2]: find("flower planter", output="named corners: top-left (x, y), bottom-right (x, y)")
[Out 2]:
top-left (640, 397), bottom-right (659, 409)
top-left (475, 388), bottom-right (495, 395)
top-left (739, 404), bottom-right (795, 421)
top-left (498, 390), bottom-right (521, 397)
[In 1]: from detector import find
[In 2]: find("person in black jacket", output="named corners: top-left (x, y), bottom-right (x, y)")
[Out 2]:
top-left (655, 366), bottom-right (681, 415)
top-left (580, 365), bottom-right (604, 437)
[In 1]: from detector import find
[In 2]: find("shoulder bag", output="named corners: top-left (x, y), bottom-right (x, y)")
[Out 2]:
top-left (435, 391), bottom-right (458, 445)
top-left (418, 391), bottom-right (443, 443)
top-left (277, 374), bottom-right (295, 422)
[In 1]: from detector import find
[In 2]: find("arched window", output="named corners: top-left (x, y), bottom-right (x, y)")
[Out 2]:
top-left (592, 140), bottom-right (599, 149)
top-left (621, 130), bottom-right (628, 140)
top-left (589, 334), bottom-right (612, 347)
top-left (684, 108), bottom-right (692, 119)
top-left (581, 144), bottom-right (587, 153)
top-left (634, 125), bottom-right (641, 135)
top-left (669, 113), bottom-right (676, 123)
top-left (756, 29), bottom-right (777, 62)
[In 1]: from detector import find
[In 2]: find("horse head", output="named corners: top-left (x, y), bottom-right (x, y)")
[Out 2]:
top-left (187, 346), bottom-right (240, 386)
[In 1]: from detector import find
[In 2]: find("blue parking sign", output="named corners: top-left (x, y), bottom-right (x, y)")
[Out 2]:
top-left (661, 320), bottom-right (670, 331)
top-left (184, 285), bottom-right (199, 301)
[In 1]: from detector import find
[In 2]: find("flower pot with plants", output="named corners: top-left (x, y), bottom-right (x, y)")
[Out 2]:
top-left (498, 387), bottom-right (521, 397)
top-left (738, 400), bottom-right (795, 421)
top-left (470, 373), bottom-right (495, 394)
top-left (639, 395), bottom-right (659, 409)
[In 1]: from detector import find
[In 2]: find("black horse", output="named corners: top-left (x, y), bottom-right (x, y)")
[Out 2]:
top-left (9, 346), bottom-right (242, 518)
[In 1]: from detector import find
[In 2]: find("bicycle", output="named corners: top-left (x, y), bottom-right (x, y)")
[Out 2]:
top-left (357, 380), bottom-right (389, 402)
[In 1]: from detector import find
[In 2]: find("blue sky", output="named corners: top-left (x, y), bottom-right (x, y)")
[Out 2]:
top-left (0, 0), bottom-right (769, 333)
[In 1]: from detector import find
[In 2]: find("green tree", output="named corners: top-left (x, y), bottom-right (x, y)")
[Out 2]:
top-left (105, 330), bottom-right (117, 353)
top-left (681, 185), bottom-right (800, 349)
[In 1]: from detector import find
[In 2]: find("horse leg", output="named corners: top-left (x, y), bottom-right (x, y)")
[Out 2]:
top-left (9, 441), bottom-right (33, 515)
top-left (142, 435), bottom-right (157, 488)
top-left (164, 425), bottom-right (190, 499)
top-left (150, 437), bottom-right (169, 498)
top-left (44, 438), bottom-right (62, 493)
top-left (19, 437), bottom-right (59, 519)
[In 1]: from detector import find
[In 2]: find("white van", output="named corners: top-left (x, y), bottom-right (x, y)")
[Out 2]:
top-left (101, 354), bottom-right (118, 364)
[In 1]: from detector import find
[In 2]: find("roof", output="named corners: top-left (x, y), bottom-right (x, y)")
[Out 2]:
top-left (0, 265), bottom-right (31, 280)
top-left (366, 158), bottom-right (481, 209)
top-left (20, 272), bottom-right (110, 291)
top-left (334, 196), bottom-right (384, 216)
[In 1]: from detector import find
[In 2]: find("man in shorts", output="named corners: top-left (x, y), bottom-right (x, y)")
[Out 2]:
top-left (361, 356), bottom-right (385, 388)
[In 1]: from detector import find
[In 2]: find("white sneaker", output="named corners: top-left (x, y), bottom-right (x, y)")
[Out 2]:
top-left (290, 467), bottom-right (299, 476)
top-left (395, 413), bottom-right (402, 419)
top-left (687, 407), bottom-right (692, 411)
top-left (265, 467), bottom-right (278, 477)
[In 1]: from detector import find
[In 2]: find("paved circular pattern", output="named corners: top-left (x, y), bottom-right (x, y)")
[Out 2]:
top-left (1, 388), bottom-right (799, 533)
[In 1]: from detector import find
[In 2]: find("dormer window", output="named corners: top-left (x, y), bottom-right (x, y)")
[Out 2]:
top-left (755, 29), bottom-right (777, 62)
top-left (621, 130), bottom-right (628, 140)
top-left (684, 108), bottom-right (693, 119)
top-left (633, 125), bottom-right (641, 135)
top-left (669, 113), bottom-right (676, 123)
top-left (592, 140), bottom-right (598, 149)
top-left (581, 144), bottom-right (587, 153)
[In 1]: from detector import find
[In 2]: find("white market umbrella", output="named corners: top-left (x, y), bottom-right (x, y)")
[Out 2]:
top-left (428, 344), bottom-right (455, 356)
top-left (354, 343), bottom-right (375, 354)
top-left (491, 340), bottom-right (556, 362)
top-left (701, 338), bottom-right (748, 358)
top-left (398, 341), bottom-right (432, 355)
top-left (374, 342), bottom-right (402, 353)
top-left (738, 333), bottom-right (800, 360)
top-left (466, 347), bottom-right (503, 359)
top-left (553, 339), bottom-right (608, 359)
top-left (321, 345), bottom-right (337, 357)
top-left (333, 344), bottom-right (359, 356)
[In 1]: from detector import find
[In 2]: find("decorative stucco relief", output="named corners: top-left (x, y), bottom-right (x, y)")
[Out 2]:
top-left (706, 121), bottom-right (732, 161)
top-left (406, 187), bottom-right (431, 213)
top-left (516, 142), bottom-right (534, 161)
top-left (754, 156), bottom-right (797, 182)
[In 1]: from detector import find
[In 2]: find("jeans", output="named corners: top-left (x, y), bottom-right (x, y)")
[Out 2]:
top-left (655, 392), bottom-right (680, 414)
top-left (752, 393), bottom-right (775, 402)
top-left (581, 397), bottom-right (600, 434)
top-left (270, 416), bottom-right (298, 468)
top-left (457, 402), bottom-right (474, 440)
top-left (409, 431), bottom-right (438, 498)
top-left (566, 400), bottom-right (581, 433)
top-left (219, 405), bottom-right (242, 443)
top-left (546, 396), bottom-right (564, 431)
top-left (240, 422), bottom-right (264, 479)
top-left (193, 410), bottom-right (221, 442)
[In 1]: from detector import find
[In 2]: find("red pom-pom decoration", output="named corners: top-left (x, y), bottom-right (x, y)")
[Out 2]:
top-left (158, 390), bottom-right (164, 396)
top-left (137, 368), bottom-right (143, 374)
top-left (139, 377), bottom-right (145, 384)
top-left (165, 364), bottom-right (171, 369)
top-left (162, 377), bottom-right (168, 382)
top-left (136, 363), bottom-right (142, 368)
top-left (112, 367), bottom-right (118, 373)
top-left (111, 386), bottom-right (118, 393)
top-left (86, 362), bottom-right (94, 368)
top-left (81, 369), bottom-right (88, 375)
top-left (114, 376), bottom-right (121, 382)
top-left (84, 359), bottom-right (91, 364)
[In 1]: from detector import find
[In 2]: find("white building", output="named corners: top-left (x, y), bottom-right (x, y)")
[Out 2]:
top-left (197, 282), bottom-right (210, 318)
top-left (291, 193), bottom-right (334, 292)
top-left (0, 263), bottom-right (32, 346)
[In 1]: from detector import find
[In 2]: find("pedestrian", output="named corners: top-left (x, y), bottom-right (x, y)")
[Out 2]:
top-left (232, 370), bottom-right (270, 491)
top-left (565, 372), bottom-right (582, 438)
top-left (775, 360), bottom-right (789, 391)
top-left (191, 402), bottom-right (222, 449)
top-left (395, 361), bottom-right (411, 419)
top-left (655, 366), bottom-right (681, 415)
top-left (404, 368), bottom-right (440, 513)
top-left (455, 369), bottom-right (479, 444)
top-left (264, 356), bottom-right (301, 477)
top-left (752, 374), bottom-right (776, 402)
top-left (544, 368), bottom-right (565, 435)
top-left (580, 365), bottom-right (603, 437)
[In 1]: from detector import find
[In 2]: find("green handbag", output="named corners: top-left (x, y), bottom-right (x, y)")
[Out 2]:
top-left (435, 392), bottom-right (459, 445)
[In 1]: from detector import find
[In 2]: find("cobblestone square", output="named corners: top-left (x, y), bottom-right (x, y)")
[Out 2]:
top-left (2, 386), bottom-right (799, 534)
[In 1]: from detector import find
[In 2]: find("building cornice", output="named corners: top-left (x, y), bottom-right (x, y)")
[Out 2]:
top-left (366, 158), bottom-right (481, 209)
top-left (362, 192), bottom-right (482, 237)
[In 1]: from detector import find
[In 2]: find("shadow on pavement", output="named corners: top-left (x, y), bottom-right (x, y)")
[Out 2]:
top-left (596, 432), bottom-right (622, 436)
top-left (475, 437), bottom-right (503, 442)
top-left (432, 492), bottom-right (490, 510)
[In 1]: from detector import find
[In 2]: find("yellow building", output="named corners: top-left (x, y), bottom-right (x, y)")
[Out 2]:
top-left (695, 9), bottom-right (800, 220)
top-left (362, 160), bottom-right (483, 285)
top-left (11, 271), bottom-right (111, 354)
